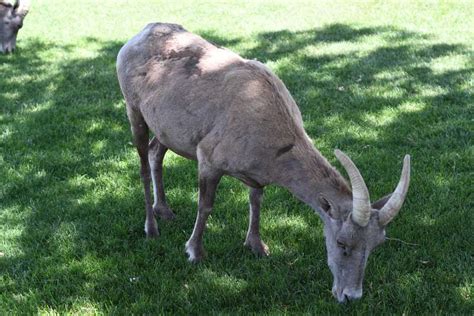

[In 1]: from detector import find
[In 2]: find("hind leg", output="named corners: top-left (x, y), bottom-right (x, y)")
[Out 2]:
top-left (149, 137), bottom-right (176, 220)
top-left (127, 107), bottom-right (158, 238)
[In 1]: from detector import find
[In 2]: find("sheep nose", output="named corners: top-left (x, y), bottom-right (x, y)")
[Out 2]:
top-left (342, 289), bottom-right (363, 301)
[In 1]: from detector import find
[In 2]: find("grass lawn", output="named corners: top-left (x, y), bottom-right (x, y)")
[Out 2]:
top-left (1, 0), bottom-right (473, 314)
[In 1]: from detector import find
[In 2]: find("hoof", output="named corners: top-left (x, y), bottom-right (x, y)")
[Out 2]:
top-left (145, 227), bottom-right (160, 238)
top-left (154, 205), bottom-right (176, 221)
top-left (145, 219), bottom-right (159, 238)
top-left (185, 241), bottom-right (204, 263)
top-left (244, 237), bottom-right (270, 256)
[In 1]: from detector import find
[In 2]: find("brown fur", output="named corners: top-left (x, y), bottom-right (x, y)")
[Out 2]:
top-left (117, 23), bottom-right (351, 197)
top-left (116, 23), bottom-right (412, 303)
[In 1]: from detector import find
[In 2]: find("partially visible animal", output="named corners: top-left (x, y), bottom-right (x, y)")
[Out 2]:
top-left (116, 23), bottom-right (411, 303)
top-left (0, 0), bottom-right (30, 54)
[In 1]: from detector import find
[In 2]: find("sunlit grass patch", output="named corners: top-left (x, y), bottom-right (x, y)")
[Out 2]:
top-left (430, 53), bottom-right (472, 74)
top-left (458, 282), bottom-right (473, 302)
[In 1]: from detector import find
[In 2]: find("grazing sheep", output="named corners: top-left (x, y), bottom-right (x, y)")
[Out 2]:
top-left (117, 23), bottom-right (410, 303)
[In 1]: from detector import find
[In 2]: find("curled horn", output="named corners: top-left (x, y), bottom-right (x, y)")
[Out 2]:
top-left (378, 155), bottom-right (411, 226)
top-left (335, 150), bottom-right (371, 226)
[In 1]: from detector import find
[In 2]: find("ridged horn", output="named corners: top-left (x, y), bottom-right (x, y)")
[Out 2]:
top-left (378, 155), bottom-right (411, 226)
top-left (334, 149), bottom-right (371, 226)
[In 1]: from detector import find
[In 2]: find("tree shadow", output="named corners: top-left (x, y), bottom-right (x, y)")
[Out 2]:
top-left (1, 23), bottom-right (472, 313)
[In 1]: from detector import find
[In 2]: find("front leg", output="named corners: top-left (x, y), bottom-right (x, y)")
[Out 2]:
top-left (185, 163), bottom-right (222, 262)
top-left (244, 187), bottom-right (270, 256)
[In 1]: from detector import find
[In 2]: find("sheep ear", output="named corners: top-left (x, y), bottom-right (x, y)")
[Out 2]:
top-left (371, 194), bottom-right (392, 210)
top-left (318, 195), bottom-right (339, 219)
top-left (14, 0), bottom-right (30, 17)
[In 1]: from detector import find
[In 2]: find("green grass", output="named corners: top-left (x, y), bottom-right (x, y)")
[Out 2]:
top-left (1, 0), bottom-right (473, 314)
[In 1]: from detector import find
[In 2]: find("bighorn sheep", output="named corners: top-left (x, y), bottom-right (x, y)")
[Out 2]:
top-left (116, 23), bottom-right (411, 303)
top-left (0, 0), bottom-right (29, 54)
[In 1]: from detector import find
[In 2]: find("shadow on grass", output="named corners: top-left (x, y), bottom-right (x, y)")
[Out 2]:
top-left (0, 23), bottom-right (472, 313)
